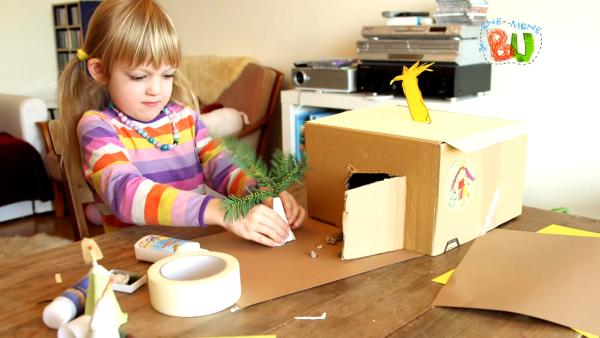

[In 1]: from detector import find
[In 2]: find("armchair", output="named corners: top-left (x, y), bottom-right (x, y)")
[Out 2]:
top-left (0, 94), bottom-right (53, 222)
top-left (180, 55), bottom-right (284, 158)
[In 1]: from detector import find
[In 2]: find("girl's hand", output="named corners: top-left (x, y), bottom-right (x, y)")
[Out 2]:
top-left (278, 190), bottom-right (306, 229)
top-left (263, 191), bottom-right (306, 230)
top-left (224, 204), bottom-right (291, 247)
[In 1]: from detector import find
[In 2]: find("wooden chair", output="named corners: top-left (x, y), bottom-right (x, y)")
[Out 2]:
top-left (47, 120), bottom-right (92, 240)
top-left (36, 121), bottom-right (65, 218)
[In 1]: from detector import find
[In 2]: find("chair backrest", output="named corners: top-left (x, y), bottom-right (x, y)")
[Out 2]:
top-left (48, 119), bottom-right (92, 240)
top-left (221, 65), bottom-right (284, 158)
top-left (180, 56), bottom-right (284, 158)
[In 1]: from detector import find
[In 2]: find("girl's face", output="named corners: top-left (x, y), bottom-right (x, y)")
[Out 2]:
top-left (107, 60), bottom-right (176, 122)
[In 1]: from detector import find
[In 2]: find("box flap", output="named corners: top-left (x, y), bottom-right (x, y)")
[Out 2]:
top-left (445, 123), bottom-right (527, 153)
top-left (342, 175), bottom-right (406, 260)
top-left (308, 105), bottom-right (526, 153)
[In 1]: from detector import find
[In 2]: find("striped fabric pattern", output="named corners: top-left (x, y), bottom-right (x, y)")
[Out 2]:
top-left (77, 102), bottom-right (255, 228)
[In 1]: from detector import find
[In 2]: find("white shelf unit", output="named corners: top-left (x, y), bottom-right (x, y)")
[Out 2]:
top-left (280, 89), bottom-right (502, 157)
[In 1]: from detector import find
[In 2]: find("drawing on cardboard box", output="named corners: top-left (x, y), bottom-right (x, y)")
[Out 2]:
top-left (446, 159), bottom-right (476, 211)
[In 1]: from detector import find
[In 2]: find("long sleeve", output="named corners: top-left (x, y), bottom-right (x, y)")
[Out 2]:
top-left (194, 115), bottom-right (257, 197)
top-left (78, 108), bottom-right (213, 227)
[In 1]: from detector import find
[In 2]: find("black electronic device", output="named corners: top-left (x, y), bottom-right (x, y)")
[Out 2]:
top-left (356, 61), bottom-right (491, 99)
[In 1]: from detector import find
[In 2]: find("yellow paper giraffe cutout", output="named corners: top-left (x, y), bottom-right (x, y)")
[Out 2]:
top-left (389, 61), bottom-right (434, 123)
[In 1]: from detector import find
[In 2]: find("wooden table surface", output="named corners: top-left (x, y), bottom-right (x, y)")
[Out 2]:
top-left (1, 206), bottom-right (596, 338)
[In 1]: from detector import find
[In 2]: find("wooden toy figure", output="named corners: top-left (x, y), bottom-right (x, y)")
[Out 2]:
top-left (81, 238), bottom-right (127, 337)
top-left (389, 61), bottom-right (435, 123)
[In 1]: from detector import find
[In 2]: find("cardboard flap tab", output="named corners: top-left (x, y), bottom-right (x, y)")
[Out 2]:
top-left (342, 175), bottom-right (406, 260)
top-left (446, 123), bottom-right (527, 153)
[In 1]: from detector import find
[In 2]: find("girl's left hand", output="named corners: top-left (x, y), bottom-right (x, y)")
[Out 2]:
top-left (263, 191), bottom-right (306, 229)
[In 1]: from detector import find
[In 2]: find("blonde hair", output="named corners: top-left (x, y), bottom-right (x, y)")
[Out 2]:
top-left (58, 0), bottom-right (197, 177)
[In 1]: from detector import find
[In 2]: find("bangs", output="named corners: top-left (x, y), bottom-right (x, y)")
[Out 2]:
top-left (104, 0), bottom-right (180, 70)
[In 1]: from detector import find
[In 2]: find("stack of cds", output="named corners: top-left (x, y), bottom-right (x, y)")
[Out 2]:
top-left (354, 23), bottom-right (492, 99)
top-left (434, 0), bottom-right (488, 25)
top-left (357, 24), bottom-right (484, 65)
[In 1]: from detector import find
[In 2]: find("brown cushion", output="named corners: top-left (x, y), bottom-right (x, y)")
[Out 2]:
top-left (217, 63), bottom-right (276, 127)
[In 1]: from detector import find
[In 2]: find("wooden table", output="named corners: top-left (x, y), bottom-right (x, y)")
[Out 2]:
top-left (1, 207), bottom-right (596, 338)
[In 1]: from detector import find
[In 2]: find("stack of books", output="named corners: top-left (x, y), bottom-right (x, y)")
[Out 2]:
top-left (433, 0), bottom-right (488, 25)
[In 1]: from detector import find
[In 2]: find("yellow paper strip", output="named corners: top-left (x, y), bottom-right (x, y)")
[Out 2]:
top-left (537, 224), bottom-right (600, 237)
top-left (432, 269), bottom-right (455, 285)
top-left (574, 328), bottom-right (599, 338)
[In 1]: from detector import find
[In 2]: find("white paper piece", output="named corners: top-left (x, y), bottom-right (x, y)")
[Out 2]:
top-left (294, 312), bottom-right (327, 320)
top-left (273, 197), bottom-right (295, 244)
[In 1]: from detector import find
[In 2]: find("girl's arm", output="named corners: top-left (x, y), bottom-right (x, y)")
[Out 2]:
top-left (194, 114), bottom-right (257, 198)
top-left (78, 111), bottom-right (213, 227)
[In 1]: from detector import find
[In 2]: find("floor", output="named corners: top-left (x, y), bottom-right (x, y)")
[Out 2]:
top-left (0, 212), bottom-right (104, 241)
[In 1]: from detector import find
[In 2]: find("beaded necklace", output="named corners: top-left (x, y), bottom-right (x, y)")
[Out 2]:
top-left (108, 102), bottom-right (180, 151)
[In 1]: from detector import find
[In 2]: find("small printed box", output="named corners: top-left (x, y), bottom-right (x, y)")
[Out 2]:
top-left (110, 269), bottom-right (147, 293)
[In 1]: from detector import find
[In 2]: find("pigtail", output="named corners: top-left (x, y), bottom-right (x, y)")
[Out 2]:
top-left (57, 58), bottom-right (103, 181)
top-left (172, 69), bottom-right (199, 112)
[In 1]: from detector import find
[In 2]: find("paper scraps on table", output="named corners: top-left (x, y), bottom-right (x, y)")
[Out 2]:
top-left (294, 312), bottom-right (327, 320)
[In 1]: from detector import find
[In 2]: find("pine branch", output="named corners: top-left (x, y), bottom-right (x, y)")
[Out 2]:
top-left (269, 150), bottom-right (307, 195)
top-left (222, 190), bottom-right (270, 223)
top-left (221, 137), bottom-right (271, 186)
top-left (219, 137), bottom-right (308, 222)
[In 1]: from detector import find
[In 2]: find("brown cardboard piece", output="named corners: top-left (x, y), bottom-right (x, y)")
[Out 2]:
top-left (198, 218), bottom-right (422, 308)
top-left (433, 229), bottom-right (600, 335)
top-left (305, 105), bottom-right (527, 256)
top-left (342, 175), bottom-right (407, 260)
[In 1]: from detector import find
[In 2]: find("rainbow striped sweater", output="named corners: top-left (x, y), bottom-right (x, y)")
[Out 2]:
top-left (77, 102), bottom-right (255, 228)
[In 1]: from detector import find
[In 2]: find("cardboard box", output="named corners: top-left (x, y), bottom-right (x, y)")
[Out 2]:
top-left (304, 105), bottom-right (527, 256)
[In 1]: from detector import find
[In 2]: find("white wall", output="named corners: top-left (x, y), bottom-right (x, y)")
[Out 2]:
top-left (159, 0), bottom-right (600, 219)
top-left (0, 0), bottom-right (63, 103)
top-left (1, 0), bottom-right (599, 219)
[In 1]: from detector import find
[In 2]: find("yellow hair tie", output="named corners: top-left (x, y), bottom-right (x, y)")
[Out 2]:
top-left (77, 49), bottom-right (89, 61)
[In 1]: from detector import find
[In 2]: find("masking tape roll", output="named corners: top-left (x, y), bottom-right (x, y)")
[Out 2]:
top-left (148, 251), bottom-right (241, 317)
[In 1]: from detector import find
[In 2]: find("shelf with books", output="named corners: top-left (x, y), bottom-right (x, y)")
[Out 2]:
top-left (51, 1), bottom-right (100, 74)
top-left (293, 108), bottom-right (341, 161)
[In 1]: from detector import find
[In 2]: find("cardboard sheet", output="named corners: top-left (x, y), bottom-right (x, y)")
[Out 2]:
top-left (433, 229), bottom-right (600, 335)
top-left (198, 218), bottom-right (422, 308)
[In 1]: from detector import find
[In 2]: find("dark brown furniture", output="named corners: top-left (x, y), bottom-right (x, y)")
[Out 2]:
top-left (0, 207), bottom-right (592, 337)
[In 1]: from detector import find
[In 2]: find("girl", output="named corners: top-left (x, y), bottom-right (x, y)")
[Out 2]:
top-left (57, 0), bottom-right (305, 247)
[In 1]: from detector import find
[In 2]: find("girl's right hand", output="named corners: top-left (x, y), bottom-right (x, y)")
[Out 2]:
top-left (224, 204), bottom-right (290, 247)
